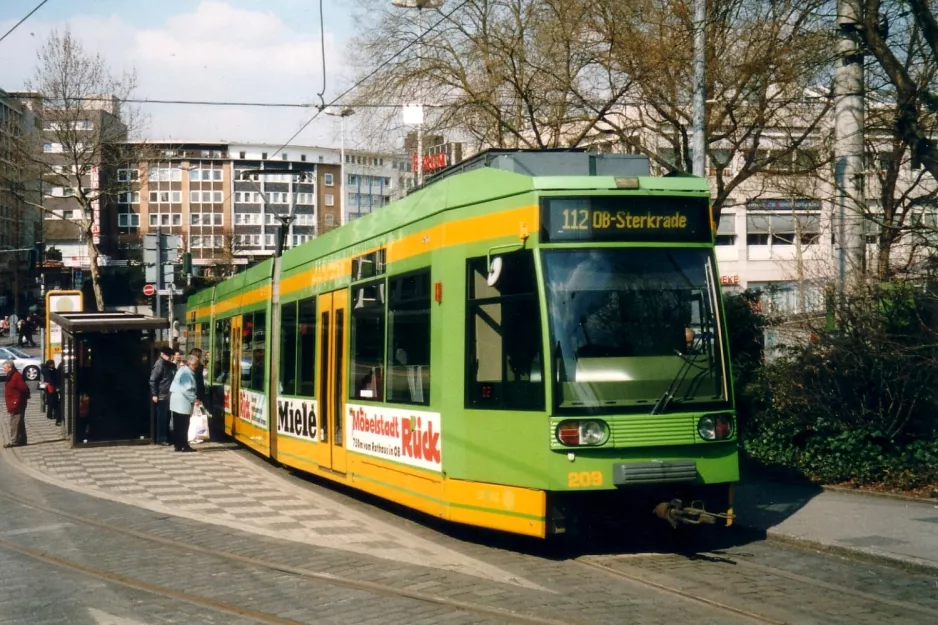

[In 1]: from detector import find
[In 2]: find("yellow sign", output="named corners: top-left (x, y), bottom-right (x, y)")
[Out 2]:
top-left (46, 290), bottom-right (84, 366)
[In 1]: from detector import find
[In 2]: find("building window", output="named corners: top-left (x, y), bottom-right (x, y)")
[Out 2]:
top-left (62, 210), bottom-right (74, 220)
top-left (118, 213), bottom-right (140, 228)
top-left (213, 213), bottom-right (223, 226)
top-left (239, 151), bottom-right (246, 159)
top-left (262, 152), bottom-right (268, 160)
top-left (324, 173), bottom-right (334, 186)
top-left (191, 235), bottom-right (202, 249)
top-left (213, 191), bottom-right (223, 203)
top-left (117, 169), bottom-right (138, 182)
top-left (282, 153), bottom-right (288, 160)
top-left (301, 154), bottom-right (307, 162)
top-left (191, 214), bottom-right (201, 225)
top-left (350, 279), bottom-right (386, 401)
top-left (171, 214), bottom-right (181, 226)
top-left (160, 214), bottom-right (170, 226)
top-left (716, 235), bottom-right (736, 246)
top-left (190, 170), bottom-right (201, 182)
top-left (171, 191), bottom-right (182, 203)
top-left (150, 214), bottom-right (158, 226)
top-left (325, 214), bottom-right (335, 227)
top-left (190, 191), bottom-right (200, 203)
top-left (386, 271), bottom-right (431, 405)
top-left (212, 170), bottom-right (222, 181)
top-left (325, 194), bottom-right (334, 207)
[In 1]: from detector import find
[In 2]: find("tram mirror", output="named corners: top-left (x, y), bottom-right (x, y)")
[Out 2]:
top-left (487, 256), bottom-right (504, 287)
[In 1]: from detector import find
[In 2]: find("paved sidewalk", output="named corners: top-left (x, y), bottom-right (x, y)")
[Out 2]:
top-left (737, 479), bottom-right (938, 572)
top-left (0, 398), bottom-right (536, 589)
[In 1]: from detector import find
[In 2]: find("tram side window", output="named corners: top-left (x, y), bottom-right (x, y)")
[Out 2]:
top-left (466, 251), bottom-right (544, 410)
top-left (296, 297), bottom-right (317, 397)
top-left (280, 302), bottom-right (297, 396)
top-left (350, 280), bottom-right (386, 401)
top-left (387, 270), bottom-right (431, 405)
top-left (242, 311), bottom-right (267, 392)
top-left (216, 318), bottom-right (231, 384)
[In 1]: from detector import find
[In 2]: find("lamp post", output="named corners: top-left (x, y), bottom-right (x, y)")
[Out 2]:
top-left (392, 0), bottom-right (444, 187)
top-left (323, 107), bottom-right (355, 225)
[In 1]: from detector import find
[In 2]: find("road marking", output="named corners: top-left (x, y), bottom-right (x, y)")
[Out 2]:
top-left (1, 522), bottom-right (71, 536)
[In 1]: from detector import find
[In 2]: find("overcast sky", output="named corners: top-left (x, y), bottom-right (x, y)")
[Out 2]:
top-left (0, 1), bottom-right (365, 148)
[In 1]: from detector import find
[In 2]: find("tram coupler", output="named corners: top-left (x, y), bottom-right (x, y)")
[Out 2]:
top-left (653, 499), bottom-right (733, 528)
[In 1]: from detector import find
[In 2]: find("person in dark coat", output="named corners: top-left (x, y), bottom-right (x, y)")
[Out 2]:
top-left (3, 360), bottom-right (29, 447)
top-left (149, 346), bottom-right (176, 445)
top-left (41, 359), bottom-right (62, 425)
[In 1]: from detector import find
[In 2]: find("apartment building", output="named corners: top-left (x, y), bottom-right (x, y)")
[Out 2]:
top-left (0, 89), bottom-right (42, 308)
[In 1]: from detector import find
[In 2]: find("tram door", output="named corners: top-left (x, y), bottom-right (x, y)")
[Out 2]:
top-left (317, 290), bottom-right (348, 474)
top-left (228, 315), bottom-right (243, 437)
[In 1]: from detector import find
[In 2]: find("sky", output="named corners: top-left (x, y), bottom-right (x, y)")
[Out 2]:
top-left (0, 0), bottom-right (370, 148)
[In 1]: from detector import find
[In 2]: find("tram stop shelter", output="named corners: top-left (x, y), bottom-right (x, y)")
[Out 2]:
top-left (51, 312), bottom-right (169, 447)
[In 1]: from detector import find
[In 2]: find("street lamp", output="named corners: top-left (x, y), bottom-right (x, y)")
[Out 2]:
top-left (322, 107), bottom-right (355, 225)
top-left (392, 0), bottom-right (444, 187)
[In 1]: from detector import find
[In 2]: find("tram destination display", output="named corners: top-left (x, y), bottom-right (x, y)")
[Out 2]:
top-left (541, 196), bottom-right (711, 243)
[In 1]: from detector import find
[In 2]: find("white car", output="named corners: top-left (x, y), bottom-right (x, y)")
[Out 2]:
top-left (0, 347), bottom-right (42, 382)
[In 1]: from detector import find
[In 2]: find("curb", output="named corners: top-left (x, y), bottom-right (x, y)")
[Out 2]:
top-left (759, 529), bottom-right (938, 576)
top-left (820, 484), bottom-right (938, 505)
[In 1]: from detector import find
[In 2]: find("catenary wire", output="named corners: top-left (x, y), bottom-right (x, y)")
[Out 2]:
top-left (265, 0), bottom-right (473, 161)
top-left (0, 0), bottom-right (50, 45)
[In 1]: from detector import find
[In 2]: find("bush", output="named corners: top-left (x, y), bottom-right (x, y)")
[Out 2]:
top-left (732, 281), bottom-right (938, 491)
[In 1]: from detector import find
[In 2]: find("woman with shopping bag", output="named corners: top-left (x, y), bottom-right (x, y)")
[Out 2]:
top-left (169, 354), bottom-right (200, 453)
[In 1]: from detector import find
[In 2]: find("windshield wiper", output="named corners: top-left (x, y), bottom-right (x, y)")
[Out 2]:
top-left (650, 343), bottom-right (701, 415)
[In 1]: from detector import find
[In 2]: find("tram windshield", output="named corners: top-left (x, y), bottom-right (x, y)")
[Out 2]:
top-left (542, 248), bottom-right (728, 414)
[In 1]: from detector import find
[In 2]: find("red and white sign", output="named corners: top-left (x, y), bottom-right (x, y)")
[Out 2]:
top-left (411, 152), bottom-right (447, 174)
top-left (720, 275), bottom-right (740, 286)
top-left (90, 166), bottom-right (100, 244)
top-left (346, 404), bottom-right (442, 472)
top-left (143, 284), bottom-right (156, 296)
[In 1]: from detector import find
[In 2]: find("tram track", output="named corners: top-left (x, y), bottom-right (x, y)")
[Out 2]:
top-left (577, 548), bottom-right (938, 625)
top-left (0, 488), bottom-right (567, 625)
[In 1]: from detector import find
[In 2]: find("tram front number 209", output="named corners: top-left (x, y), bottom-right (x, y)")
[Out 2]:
top-left (567, 471), bottom-right (604, 488)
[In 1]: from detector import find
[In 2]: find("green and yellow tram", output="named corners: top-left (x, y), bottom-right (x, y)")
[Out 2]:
top-left (186, 150), bottom-right (738, 538)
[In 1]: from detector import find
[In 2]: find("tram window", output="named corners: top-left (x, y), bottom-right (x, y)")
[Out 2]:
top-left (351, 249), bottom-right (387, 281)
top-left (280, 302), bottom-right (297, 396)
top-left (350, 279), bottom-right (386, 401)
top-left (386, 270), bottom-right (431, 405)
top-left (216, 318), bottom-right (231, 384)
top-left (466, 251), bottom-right (545, 411)
top-left (296, 297), bottom-right (317, 397)
top-left (252, 311), bottom-right (266, 392)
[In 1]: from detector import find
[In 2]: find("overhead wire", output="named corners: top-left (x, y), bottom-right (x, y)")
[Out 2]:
top-left (0, 0), bottom-right (50, 45)
top-left (265, 0), bottom-right (473, 161)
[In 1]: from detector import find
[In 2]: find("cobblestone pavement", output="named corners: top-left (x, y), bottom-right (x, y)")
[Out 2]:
top-left (1, 401), bottom-right (529, 587)
top-left (3, 397), bottom-right (938, 624)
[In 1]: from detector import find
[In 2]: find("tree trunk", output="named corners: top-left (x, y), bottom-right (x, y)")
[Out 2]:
top-left (85, 235), bottom-right (105, 311)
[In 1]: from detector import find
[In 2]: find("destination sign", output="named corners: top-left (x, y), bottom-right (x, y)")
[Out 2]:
top-left (541, 196), bottom-right (711, 243)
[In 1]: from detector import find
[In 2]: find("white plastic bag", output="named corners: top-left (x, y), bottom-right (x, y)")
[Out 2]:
top-left (188, 405), bottom-right (210, 444)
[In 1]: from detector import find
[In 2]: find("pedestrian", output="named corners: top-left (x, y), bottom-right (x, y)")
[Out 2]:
top-left (149, 346), bottom-right (176, 446)
top-left (189, 347), bottom-right (206, 405)
top-left (16, 318), bottom-right (26, 347)
top-left (41, 359), bottom-right (62, 425)
top-left (169, 354), bottom-right (200, 453)
top-left (25, 315), bottom-right (37, 348)
top-left (3, 360), bottom-right (30, 447)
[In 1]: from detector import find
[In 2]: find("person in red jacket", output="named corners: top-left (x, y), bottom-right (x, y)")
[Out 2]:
top-left (3, 359), bottom-right (29, 447)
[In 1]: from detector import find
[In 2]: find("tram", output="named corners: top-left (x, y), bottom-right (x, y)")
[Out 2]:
top-left (185, 150), bottom-right (738, 538)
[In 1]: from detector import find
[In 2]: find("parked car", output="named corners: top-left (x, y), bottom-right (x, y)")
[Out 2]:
top-left (0, 346), bottom-right (42, 382)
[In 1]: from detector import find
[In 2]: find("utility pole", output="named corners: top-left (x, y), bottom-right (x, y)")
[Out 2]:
top-left (835, 0), bottom-right (866, 294)
top-left (393, 0), bottom-right (444, 186)
top-left (692, 0), bottom-right (707, 177)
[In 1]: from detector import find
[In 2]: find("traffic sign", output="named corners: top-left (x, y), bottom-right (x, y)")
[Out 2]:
top-left (143, 284), bottom-right (156, 296)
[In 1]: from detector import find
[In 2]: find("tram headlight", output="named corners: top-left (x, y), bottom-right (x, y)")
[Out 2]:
top-left (557, 420), bottom-right (609, 446)
top-left (697, 414), bottom-right (734, 441)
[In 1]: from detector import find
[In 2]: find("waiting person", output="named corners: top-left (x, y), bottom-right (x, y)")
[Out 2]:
top-left (41, 359), bottom-right (62, 426)
top-left (189, 348), bottom-right (206, 405)
top-left (3, 360), bottom-right (29, 448)
top-left (149, 346), bottom-right (176, 446)
top-left (169, 354), bottom-right (200, 453)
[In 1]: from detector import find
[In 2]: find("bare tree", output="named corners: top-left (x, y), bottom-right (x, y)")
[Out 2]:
top-left (347, 0), bottom-right (630, 152)
top-left (6, 28), bottom-right (147, 311)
